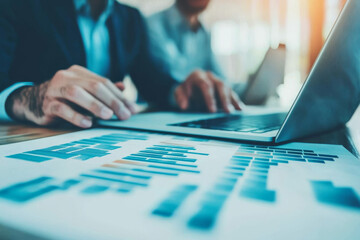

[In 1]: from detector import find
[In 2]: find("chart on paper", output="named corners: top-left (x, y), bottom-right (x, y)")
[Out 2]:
top-left (0, 129), bottom-right (359, 240)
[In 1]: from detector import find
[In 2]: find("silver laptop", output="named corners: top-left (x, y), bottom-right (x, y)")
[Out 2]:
top-left (241, 44), bottom-right (286, 105)
top-left (100, 0), bottom-right (360, 144)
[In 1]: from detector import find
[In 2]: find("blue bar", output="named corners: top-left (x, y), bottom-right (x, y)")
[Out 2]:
top-left (230, 162), bottom-right (249, 167)
top-left (140, 150), bottom-right (186, 157)
top-left (87, 138), bottom-right (119, 144)
top-left (104, 134), bottom-right (147, 141)
top-left (95, 144), bottom-right (121, 150)
top-left (56, 147), bottom-right (83, 153)
top-left (72, 140), bottom-right (96, 145)
top-left (82, 185), bottom-right (109, 194)
top-left (74, 155), bottom-right (94, 161)
top-left (0, 176), bottom-right (56, 202)
top-left (224, 171), bottom-right (243, 177)
top-left (318, 154), bottom-right (338, 158)
top-left (149, 165), bottom-right (200, 174)
top-left (147, 147), bottom-right (188, 153)
top-left (271, 160), bottom-right (288, 164)
top-left (80, 174), bottom-right (148, 187)
top-left (231, 159), bottom-right (251, 164)
top-left (147, 147), bottom-right (208, 155)
top-left (240, 187), bottom-right (276, 202)
top-left (125, 156), bottom-right (197, 168)
top-left (188, 206), bottom-right (220, 230)
top-left (70, 148), bottom-right (109, 157)
top-left (249, 168), bottom-right (268, 174)
top-left (232, 156), bottom-right (253, 160)
top-left (123, 156), bottom-right (147, 161)
top-left (25, 150), bottom-right (75, 159)
top-left (251, 163), bottom-right (270, 169)
top-left (227, 166), bottom-right (246, 171)
top-left (273, 152), bottom-right (303, 158)
top-left (252, 161), bottom-right (278, 166)
top-left (6, 153), bottom-right (52, 162)
top-left (131, 153), bottom-right (196, 163)
top-left (132, 168), bottom-right (178, 176)
top-left (306, 156), bottom-right (334, 161)
top-left (154, 145), bottom-right (196, 150)
top-left (93, 136), bottom-right (122, 142)
top-left (273, 156), bottom-right (305, 162)
top-left (152, 201), bottom-right (179, 217)
top-left (94, 169), bottom-right (152, 179)
top-left (308, 160), bottom-right (325, 164)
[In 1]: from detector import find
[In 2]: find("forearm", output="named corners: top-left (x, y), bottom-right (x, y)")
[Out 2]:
top-left (5, 81), bottom-right (49, 123)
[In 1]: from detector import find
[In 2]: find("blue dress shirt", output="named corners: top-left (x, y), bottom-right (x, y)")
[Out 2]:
top-left (0, 0), bottom-right (113, 121)
top-left (147, 5), bottom-right (225, 83)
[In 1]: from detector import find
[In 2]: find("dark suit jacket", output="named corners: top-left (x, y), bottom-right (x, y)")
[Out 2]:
top-left (0, 0), bottom-right (177, 107)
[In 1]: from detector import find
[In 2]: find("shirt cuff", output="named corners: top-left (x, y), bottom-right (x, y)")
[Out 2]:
top-left (168, 83), bottom-right (180, 108)
top-left (0, 82), bottom-right (34, 121)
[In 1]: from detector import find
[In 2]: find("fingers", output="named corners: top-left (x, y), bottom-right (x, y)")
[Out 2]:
top-left (196, 77), bottom-right (217, 113)
top-left (207, 73), bottom-right (232, 113)
top-left (84, 80), bottom-right (131, 120)
top-left (115, 82), bottom-right (125, 91)
top-left (67, 65), bottom-right (135, 118)
top-left (104, 80), bottom-right (137, 114)
top-left (175, 85), bottom-right (189, 110)
top-left (44, 100), bottom-right (92, 128)
top-left (57, 85), bottom-right (113, 119)
top-left (230, 90), bottom-right (244, 110)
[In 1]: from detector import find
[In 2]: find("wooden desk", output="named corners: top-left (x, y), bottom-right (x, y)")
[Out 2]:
top-left (1, 107), bottom-right (360, 158)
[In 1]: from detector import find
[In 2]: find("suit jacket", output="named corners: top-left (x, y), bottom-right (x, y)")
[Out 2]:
top-left (0, 0), bottom-right (177, 106)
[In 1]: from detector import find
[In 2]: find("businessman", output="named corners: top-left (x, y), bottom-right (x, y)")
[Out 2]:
top-left (147, 0), bottom-right (225, 82)
top-left (0, 0), bottom-right (242, 129)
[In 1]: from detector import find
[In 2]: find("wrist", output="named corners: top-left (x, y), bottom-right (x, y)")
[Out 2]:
top-left (5, 86), bottom-right (30, 121)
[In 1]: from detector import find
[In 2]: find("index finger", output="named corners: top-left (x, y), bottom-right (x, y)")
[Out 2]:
top-left (194, 77), bottom-right (217, 113)
top-left (207, 73), bottom-right (232, 113)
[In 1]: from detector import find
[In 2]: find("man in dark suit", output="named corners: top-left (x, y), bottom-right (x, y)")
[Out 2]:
top-left (0, 0), bottom-right (242, 128)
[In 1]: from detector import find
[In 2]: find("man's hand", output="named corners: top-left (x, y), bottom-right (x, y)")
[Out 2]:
top-left (7, 65), bottom-right (137, 128)
top-left (175, 70), bottom-right (243, 113)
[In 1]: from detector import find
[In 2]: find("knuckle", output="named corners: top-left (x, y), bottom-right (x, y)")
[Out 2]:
top-left (193, 69), bottom-right (202, 76)
top-left (69, 65), bottom-right (81, 71)
top-left (111, 99), bottom-right (125, 111)
top-left (89, 81), bottom-right (103, 93)
top-left (71, 113), bottom-right (79, 123)
top-left (90, 101), bottom-right (101, 113)
top-left (111, 100), bottom-right (120, 110)
top-left (200, 81), bottom-right (211, 90)
top-left (98, 77), bottom-right (109, 84)
top-left (54, 70), bottom-right (67, 80)
top-left (50, 102), bottom-right (63, 115)
top-left (61, 85), bottom-right (77, 98)
top-left (216, 81), bottom-right (225, 89)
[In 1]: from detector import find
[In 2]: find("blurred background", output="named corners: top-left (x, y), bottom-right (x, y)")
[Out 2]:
top-left (119, 0), bottom-right (347, 107)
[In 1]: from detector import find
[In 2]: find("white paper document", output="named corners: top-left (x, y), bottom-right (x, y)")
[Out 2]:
top-left (0, 129), bottom-right (359, 240)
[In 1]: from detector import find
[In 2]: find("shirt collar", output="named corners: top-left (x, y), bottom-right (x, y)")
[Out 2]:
top-left (168, 4), bottom-right (205, 32)
top-left (73, 0), bottom-right (114, 18)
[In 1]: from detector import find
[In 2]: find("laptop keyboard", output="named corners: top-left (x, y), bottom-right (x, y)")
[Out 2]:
top-left (170, 113), bottom-right (287, 133)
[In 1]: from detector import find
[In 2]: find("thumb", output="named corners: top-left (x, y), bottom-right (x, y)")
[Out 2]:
top-left (115, 82), bottom-right (125, 91)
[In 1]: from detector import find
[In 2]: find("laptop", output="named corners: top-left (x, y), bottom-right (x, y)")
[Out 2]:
top-left (99, 0), bottom-right (360, 144)
top-left (241, 44), bottom-right (286, 105)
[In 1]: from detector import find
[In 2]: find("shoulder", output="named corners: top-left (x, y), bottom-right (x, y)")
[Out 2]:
top-left (113, 1), bottom-right (143, 21)
top-left (147, 7), bottom-right (168, 24)
top-left (146, 7), bottom-right (172, 36)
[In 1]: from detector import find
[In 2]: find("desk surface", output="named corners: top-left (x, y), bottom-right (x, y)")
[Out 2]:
top-left (1, 108), bottom-right (360, 158)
